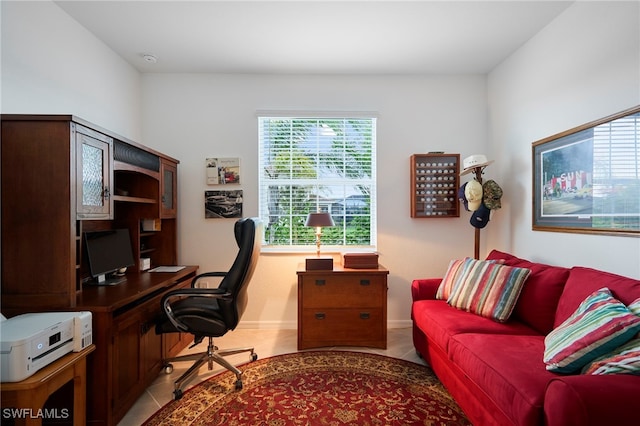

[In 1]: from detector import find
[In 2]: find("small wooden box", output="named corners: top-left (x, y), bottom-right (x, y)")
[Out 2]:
top-left (343, 253), bottom-right (379, 269)
top-left (305, 257), bottom-right (334, 270)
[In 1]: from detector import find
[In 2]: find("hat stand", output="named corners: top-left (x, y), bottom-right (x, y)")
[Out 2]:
top-left (472, 167), bottom-right (485, 259)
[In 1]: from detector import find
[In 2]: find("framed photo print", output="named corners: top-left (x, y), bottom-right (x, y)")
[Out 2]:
top-left (206, 157), bottom-right (240, 185)
top-left (532, 105), bottom-right (640, 236)
top-left (205, 190), bottom-right (243, 219)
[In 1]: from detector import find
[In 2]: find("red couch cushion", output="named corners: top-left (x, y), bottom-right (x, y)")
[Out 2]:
top-left (449, 333), bottom-right (558, 426)
top-left (486, 250), bottom-right (570, 334)
top-left (554, 266), bottom-right (640, 328)
top-left (411, 299), bottom-right (539, 353)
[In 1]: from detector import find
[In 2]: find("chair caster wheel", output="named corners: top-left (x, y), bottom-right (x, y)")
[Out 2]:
top-left (251, 353), bottom-right (258, 362)
top-left (173, 389), bottom-right (183, 400)
top-left (164, 364), bottom-right (174, 374)
top-left (235, 380), bottom-right (243, 390)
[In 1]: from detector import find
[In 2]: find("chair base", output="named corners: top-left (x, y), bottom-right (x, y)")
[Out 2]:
top-left (163, 336), bottom-right (257, 400)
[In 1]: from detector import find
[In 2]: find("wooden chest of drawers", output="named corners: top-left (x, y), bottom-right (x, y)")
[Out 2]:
top-left (297, 264), bottom-right (389, 350)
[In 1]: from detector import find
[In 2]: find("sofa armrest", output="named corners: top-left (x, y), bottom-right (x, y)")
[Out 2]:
top-left (411, 278), bottom-right (442, 301)
top-left (544, 375), bottom-right (640, 426)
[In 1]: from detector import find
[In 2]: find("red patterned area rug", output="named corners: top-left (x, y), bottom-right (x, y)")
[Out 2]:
top-left (143, 351), bottom-right (470, 425)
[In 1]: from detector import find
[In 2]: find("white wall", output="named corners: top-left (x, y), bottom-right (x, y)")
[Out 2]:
top-left (487, 1), bottom-right (640, 278)
top-left (3, 1), bottom-right (639, 330)
top-left (0, 0), bottom-right (142, 141)
top-left (141, 74), bottom-right (488, 328)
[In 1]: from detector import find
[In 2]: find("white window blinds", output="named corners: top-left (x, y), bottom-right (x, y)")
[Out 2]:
top-left (258, 116), bottom-right (377, 250)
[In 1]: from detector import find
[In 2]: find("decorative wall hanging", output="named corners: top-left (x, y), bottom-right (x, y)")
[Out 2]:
top-left (205, 190), bottom-right (243, 219)
top-left (532, 105), bottom-right (640, 236)
top-left (206, 157), bottom-right (240, 185)
top-left (410, 153), bottom-right (460, 218)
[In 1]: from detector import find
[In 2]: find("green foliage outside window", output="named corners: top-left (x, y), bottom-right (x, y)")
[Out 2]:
top-left (259, 117), bottom-right (376, 248)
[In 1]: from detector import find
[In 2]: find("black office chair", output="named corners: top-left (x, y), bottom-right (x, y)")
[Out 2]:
top-left (155, 217), bottom-right (262, 400)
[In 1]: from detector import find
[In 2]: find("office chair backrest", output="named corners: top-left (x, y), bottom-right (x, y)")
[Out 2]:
top-left (217, 217), bottom-right (262, 329)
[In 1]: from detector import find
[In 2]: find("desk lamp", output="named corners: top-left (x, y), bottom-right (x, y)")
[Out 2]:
top-left (305, 212), bottom-right (335, 270)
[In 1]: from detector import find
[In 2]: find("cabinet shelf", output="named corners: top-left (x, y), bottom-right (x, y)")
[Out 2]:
top-left (113, 195), bottom-right (156, 204)
top-left (114, 160), bottom-right (160, 180)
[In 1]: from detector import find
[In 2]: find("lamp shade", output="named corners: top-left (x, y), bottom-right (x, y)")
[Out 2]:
top-left (305, 212), bottom-right (335, 227)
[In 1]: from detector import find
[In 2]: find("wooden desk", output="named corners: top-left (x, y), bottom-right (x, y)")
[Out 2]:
top-left (1, 345), bottom-right (95, 426)
top-left (78, 266), bottom-right (198, 425)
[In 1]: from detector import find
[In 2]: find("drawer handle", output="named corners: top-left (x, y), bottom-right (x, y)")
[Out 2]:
top-left (315, 279), bottom-right (326, 286)
top-left (360, 312), bottom-right (371, 320)
top-left (360, 279), bottom-right (370, 286)
top-left (315, 313), bottom-right (326, 320)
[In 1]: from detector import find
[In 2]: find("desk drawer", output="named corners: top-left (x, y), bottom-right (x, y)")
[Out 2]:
top-left (300, 308), bottom-right (385, 347)
top-left (300, 275), bottom-right (385, 308)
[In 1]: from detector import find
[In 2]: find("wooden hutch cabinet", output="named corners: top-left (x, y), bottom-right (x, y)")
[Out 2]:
top-left (1, 115), bottom-right (195, 425)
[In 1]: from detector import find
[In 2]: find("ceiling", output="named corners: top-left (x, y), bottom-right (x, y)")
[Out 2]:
top-left (55, 1), bottom-right (573, 75)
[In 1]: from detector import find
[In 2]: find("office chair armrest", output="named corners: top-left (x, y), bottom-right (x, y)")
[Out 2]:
top-left (161, 288), bottom-right (232, 332)
top-left (191, 271), bottom-right (227, 288)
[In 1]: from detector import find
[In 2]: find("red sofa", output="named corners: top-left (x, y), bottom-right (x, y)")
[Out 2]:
top-left (411, 250), bottom-right (640, 426)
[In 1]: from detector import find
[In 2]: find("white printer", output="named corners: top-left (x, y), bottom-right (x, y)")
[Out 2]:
top-left (0, 311), bottom-right (92, 382)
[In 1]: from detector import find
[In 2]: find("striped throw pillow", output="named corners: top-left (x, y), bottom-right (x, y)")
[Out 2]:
top-left (629, 299), bottom-right (640, 317)
top-left (581, 338), bottom-right (640, 375)
top-left (445, 258), bottom-right (531, 322)
top-left (435, 257), bottom-right (505, 301)
top-left (544, 288), bottom-right (640, 374)
top-left (435, 258), bottom-right (471, 300)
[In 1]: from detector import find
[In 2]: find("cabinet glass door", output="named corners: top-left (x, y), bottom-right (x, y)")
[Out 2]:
top-left (161, 159), bottom-right (177, 218)
top-left (76, 130), bottom-right (113, 219)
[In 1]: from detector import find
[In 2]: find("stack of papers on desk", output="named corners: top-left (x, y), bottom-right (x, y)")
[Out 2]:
top-left (149, 266), bottom-right (186, 273)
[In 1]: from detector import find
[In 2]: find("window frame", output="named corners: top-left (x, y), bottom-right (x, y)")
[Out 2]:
top-left (257, 112), bottom-right (378, 253)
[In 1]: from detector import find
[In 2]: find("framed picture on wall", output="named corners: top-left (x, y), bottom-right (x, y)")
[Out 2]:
top-left (205, 190), bottom-right (243, 219)
top-left (532, 105), bottom-right (640, 236)
top-left (206, 157), bottom-right (240, 185)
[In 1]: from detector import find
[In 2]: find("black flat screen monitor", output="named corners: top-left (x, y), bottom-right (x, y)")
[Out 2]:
top-left (84, 228), bottom-right (135, 285)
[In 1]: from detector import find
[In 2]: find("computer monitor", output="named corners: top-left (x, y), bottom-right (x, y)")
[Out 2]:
top-left (83, 229), bottom-right (135, 285)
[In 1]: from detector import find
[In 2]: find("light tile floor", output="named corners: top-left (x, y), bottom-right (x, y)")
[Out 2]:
top-left (118, 327), bottom-right (423, 425)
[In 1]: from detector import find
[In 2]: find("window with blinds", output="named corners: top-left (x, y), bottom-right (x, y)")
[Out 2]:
top-left (258, 116), bottom-right (377, 250)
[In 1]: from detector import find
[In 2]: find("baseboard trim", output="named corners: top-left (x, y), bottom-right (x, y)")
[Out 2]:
top-left (236, 320), bottom-right (298, 330)
top-left (237, 319), bottom-right (413, 330)
top-left (388, 319), bottom-right (413, 329)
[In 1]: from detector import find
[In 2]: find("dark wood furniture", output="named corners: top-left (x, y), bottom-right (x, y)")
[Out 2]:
top-left (297, 264), bottom-right (389, 350)
top-left (1, 345), bottom-right (95, 426)
top-left (410, 153), bottom-right (460, 218)
top-left (78, 266), bottom-right (197, 424)
top-left (1, 115), bottom-right (194, 425)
